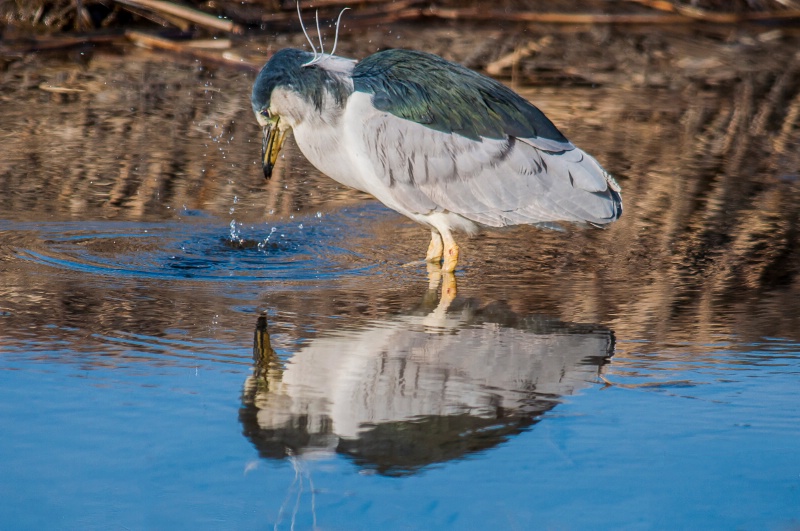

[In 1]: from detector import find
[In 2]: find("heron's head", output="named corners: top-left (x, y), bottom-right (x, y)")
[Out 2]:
top-left (251, 48), bottom-right (355, 179)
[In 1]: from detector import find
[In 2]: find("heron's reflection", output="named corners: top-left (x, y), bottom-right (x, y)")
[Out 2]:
top-left (240, 280), bottom-right (614, 476)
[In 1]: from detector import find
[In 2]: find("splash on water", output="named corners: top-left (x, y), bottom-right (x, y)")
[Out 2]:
top-left (229, 219), bottom-right (244, 245)
top-left (258, 226), bottom-right (279, 252)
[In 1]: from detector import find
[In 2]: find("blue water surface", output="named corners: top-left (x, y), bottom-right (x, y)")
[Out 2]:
top-left (1, 331), bottom-right (799, 529)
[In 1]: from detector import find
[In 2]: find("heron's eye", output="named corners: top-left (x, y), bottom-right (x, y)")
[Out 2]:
top-left (260, 109), bottom-right (270, 118)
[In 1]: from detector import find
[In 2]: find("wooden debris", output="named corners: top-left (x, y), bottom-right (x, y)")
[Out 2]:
top-left (182, 39), bottom-right (232, 49)
top-left (257, 0), bottom-right (424, 24)
top-left (38, 83), bottom-right (85, 94)
top-left (485, 36), bottom-right (553, 77)
top-left (426, 6), bottom-right (690, 24)
top-left (3, 0), bottom-right (800, 41)
top-left (117, 3), bottom-right (193, 31)
top-left (424, 6), bottom-right (800, 24)
top-left (625, 0), bottom-right (679, 12)
top-left (214, 0), bottom-right (800, 27)
top-left (0, 33), bottom-right (127, 55)
top-left (627, 0), bottom-right (800, 24)
top-left (124, 30), bottom-right (257, 71)
top-left (673, 4), bottom-right (800, 23)
top-left (2, 0), bottom-right (800, 71)
top-left (112, 0), bottom-right (242, 34)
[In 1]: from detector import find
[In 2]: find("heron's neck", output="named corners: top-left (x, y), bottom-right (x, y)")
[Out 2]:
top-left (291, 94), bottom-right (349, 175)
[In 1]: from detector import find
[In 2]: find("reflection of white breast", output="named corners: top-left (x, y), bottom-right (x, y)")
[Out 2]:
top-left (248, 310), bottom-right (611, 446)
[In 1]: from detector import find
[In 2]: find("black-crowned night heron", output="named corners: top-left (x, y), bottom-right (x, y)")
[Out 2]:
top-left (251, 35), bottom-right (622, 272)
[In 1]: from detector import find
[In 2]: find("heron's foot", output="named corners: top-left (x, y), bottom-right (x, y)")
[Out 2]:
top-left (426, 233), bottom-right (444, 262)
top-left (441, 242), bottom-right (459, 273)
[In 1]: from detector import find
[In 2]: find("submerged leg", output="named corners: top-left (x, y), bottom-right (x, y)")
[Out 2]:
top-left (425, 262), bottom-right (457, 319)
top-left (426, 230), bottom-right (444, 263)
top-left (440, 228), bottom-right (459, 273)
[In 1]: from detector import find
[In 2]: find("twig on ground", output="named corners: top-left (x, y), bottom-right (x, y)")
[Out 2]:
top-left (113, 0), bottom-right (242, 33)
top-left (485, 36), bottom-right (553, 76)
top-left (124, 30), bottom-right (257, 70)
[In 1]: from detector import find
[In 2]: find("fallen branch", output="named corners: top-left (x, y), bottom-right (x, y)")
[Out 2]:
top-left (674, 5), bottom-right (800, 23)
top-left (257, 0), bottom-right (424, 24)
top-left (38, 83), bottom-right (85, 94)
top-left (0, 33), bottom-right (127, 55)
top-left (115, 3), bottom-right (192, 30)
top-left (113, 0), bottom-right (242, 33)
top-left (258, 3), bottom-right (687, 25)
top-left (182, 39), bottom-right (233, 49)
top-left (624, 0), bottom-right (679, 12)
top-left (626, 0), bottom-right (800, 23)
top-left (296, 0), bottom-right (400, 8)
top-left (485, 36), bottom-right (553, 76)
top-left (341, 3), bottom-right (425, 26)
top-left (426, 7), bottom-right (691, 24)
top-left (423, 5), bottom-right (800, 24)
top-left (124, 30), bottom-right (257, 70)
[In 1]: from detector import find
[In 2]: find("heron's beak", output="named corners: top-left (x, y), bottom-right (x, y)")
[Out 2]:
top-left (261, 117), bottom-right (287, 180)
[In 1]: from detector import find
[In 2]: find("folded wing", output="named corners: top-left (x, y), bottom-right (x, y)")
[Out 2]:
top-left (350, 49), bottom-right (622, 227)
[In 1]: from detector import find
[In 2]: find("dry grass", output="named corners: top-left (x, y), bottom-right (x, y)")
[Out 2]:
top-left (1, 0), bottom-right (798, 34)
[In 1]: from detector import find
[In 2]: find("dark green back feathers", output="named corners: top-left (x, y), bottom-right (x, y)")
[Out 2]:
top-left (253, 48), bottom-right (568, 144)
top-left (352, 49), bottom-right (568, 143)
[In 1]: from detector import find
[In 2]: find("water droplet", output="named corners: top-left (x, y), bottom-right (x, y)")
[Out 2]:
top-left (229, 219), bottom-right (243, 244)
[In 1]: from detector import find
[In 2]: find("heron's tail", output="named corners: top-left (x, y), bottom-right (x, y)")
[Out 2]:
top-left (537, 147), bottom-right (622, 226)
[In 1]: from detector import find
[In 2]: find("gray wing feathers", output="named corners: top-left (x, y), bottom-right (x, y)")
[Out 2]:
top-left (360, 108), bottom-right (621, 228)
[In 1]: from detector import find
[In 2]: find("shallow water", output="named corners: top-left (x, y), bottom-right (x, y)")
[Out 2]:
top-left (1, 40), bottom-right (799, 529)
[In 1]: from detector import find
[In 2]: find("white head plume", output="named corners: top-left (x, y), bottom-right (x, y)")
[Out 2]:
top-left (296, 2), bottom-right (350, 68)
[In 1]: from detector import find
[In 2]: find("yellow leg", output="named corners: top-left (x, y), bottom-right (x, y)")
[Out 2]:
top-left (426, 230), bottom-right (444, 263)
top-left (441, 230), bottom-right (459, 273)
top-left (424, 264), bottom-right (457, 326)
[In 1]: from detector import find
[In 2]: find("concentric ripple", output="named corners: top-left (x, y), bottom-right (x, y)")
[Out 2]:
top-left (4, 208), bottom-right (382, 283)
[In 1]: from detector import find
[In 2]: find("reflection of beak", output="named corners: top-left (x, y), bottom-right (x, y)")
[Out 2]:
top-left (261, 117), bottom-right (287, 180)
